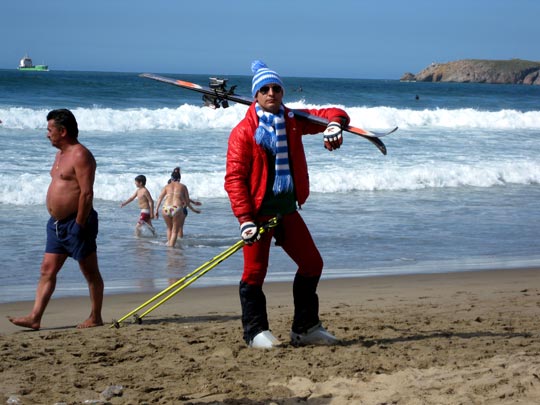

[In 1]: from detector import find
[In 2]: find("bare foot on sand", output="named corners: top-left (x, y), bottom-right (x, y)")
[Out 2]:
top-left (77, 317), bottom-right (104, 329)
top-left (7, 315), bottom-right (40, 330)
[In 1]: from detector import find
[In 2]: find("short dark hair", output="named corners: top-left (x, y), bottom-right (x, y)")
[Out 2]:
top-left (170, 167), bottom-right (181, 182)
top-left (135, 175), bottom-right (147, 186)
top-left (47, 109), bottom-right (79, 139)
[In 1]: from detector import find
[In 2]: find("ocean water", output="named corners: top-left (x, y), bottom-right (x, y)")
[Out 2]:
top-left (1, 70), bottom-right (539, 304)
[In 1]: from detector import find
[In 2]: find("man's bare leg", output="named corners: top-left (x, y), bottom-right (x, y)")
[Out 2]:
top-left (77, 252), bottom-right (104, 328)
top-left (8, 253), bottom-right (67, 330)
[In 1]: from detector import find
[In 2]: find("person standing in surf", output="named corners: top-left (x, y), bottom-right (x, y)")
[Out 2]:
top-left (8, 109), bottom-right (104, 330)
top-left (224, 60), bottom-right (350, 348)
top-left (120, 174), bottom-right (157, 236)
top-left (154, 167), bottom-right (202, 247)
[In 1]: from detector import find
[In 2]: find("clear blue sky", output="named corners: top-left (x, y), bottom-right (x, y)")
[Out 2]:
top-left (2, 0), bottom-right (538, 79)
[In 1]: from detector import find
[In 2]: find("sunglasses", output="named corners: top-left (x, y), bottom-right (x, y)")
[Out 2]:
top-left (259, 85), bottom-right (283, 95)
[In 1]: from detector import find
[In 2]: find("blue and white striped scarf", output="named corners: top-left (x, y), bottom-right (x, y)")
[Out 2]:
top-left (255, 104), bottom-right (293, 195)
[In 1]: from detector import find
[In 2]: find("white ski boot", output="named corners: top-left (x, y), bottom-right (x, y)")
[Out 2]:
top-left (249, 330), bottom-right (281, 349)
top-left (290, 323), bottom-right (338, 346)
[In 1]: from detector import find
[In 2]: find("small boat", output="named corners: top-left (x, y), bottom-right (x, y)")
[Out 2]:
top-left (18, 54), bottom-right (49, 71)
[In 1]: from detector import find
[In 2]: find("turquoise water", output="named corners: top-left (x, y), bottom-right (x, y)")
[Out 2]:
top-left (1, 70), bottom-right (539, 303)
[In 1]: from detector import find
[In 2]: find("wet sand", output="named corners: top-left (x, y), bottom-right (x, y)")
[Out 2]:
top-left (1, 268), bottom-right (540, 404)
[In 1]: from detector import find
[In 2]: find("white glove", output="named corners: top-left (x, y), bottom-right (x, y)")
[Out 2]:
top-left (240, 221), bottom-right (260, 244)
top-left (323, 122), bottom-right (343, 151)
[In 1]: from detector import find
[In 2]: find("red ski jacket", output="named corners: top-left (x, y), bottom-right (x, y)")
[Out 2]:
top-left (225, 103), bottom-right (349, 224)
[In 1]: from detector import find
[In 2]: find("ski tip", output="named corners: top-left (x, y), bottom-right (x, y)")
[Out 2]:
top-left (362, 135), bottom-right (387, 155)
top-left (358, 126), bottom-right (399, 138)
top-left (387, 126), bottom-right (399, 135)
top-left (378, 142), bottom-right (387, 155)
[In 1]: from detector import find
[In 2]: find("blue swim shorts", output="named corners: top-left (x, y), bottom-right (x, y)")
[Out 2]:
top-left (45, 209), bottom-right (98, 261)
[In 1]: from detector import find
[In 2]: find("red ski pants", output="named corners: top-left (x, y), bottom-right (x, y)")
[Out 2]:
top-left (240, 211), bottom-right (323, 286)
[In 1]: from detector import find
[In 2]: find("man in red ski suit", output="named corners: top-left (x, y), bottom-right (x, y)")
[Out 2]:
top-left (225, 60), bottom-right (350, 348)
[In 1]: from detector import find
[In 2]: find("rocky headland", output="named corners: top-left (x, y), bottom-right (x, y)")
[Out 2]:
top-left (401, 59), bottom-right (540, 85)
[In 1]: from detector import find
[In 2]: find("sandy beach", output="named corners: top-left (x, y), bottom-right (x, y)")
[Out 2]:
top-left (2, 268), bottom-right (540, 404)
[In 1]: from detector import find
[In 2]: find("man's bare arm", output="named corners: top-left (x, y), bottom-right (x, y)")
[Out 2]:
top-left (74, 147), bottom-right (96, 226)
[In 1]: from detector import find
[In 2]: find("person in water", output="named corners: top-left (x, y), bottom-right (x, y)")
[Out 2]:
top-left (8, 109), bottom-right (104, 330)
top-left (120, 174), bottom-right (156, 236)
top-left (155, 167), bottom-right (202, 246)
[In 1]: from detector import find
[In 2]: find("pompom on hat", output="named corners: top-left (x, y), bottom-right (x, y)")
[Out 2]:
top-left (251, 60), bottom-right (284, 97)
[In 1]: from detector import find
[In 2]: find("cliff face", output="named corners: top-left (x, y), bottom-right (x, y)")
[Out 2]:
top-left (401, 59), bottom-right (540, 85)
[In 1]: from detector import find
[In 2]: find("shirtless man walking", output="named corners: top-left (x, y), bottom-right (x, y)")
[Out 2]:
top-left (8, 109), bottom-right (104, 330)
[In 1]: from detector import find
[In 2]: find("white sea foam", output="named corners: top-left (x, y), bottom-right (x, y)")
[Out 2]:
top-left (292, 104), bottom-right (540, 131)
top-left (0, 104), bottom-right (249, 132)
top-left (2, 160), bottom-right (538, 206)
top-left (310, 160), bottom-right (540, 192)
top-left (2, 101), bottom-right (539, 206)
top-left (1, 104), bottom-right (540, 132)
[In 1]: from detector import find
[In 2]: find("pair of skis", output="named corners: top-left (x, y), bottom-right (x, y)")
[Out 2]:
top-left (139, 73), bottom-right (397, 155)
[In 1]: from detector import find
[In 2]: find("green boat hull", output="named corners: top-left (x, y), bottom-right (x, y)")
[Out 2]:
top-left (18, 65), bottom-right (49, 72)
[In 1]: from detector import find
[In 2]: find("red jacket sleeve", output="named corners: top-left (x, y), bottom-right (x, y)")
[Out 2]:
top-left (224, 113), bottom-right (262, 224)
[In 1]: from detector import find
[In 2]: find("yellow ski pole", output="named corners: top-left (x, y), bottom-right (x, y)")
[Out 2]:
top-left (133, 216), bottom-right (280, 323)
top-left (134, 240), bottom-right (244, 322)
top-left (111, 239), bottom-right (247, 328)
top-left (111, 216), bottom-right (280, 328)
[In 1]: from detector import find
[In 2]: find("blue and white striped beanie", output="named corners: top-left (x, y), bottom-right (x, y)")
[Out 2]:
top-left (251, 60), bottom-right (284, 97)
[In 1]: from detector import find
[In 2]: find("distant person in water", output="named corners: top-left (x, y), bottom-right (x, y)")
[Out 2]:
top-left (8, 109), bottom-right (104, 330)
top-left (154, 167), bottom-right (202, 246)
top-left (120, 175), bottom-right (156, 236)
